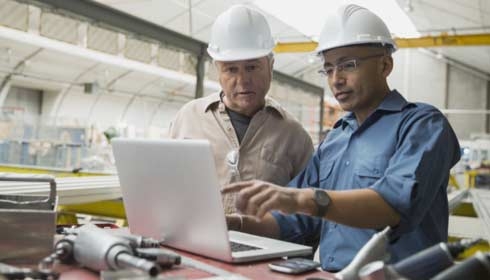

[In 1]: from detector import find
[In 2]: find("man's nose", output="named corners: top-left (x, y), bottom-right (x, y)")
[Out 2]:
top-left (331, 67), bottom-right (346, 87)
top-left (236, 70), bottom-right (252, 85)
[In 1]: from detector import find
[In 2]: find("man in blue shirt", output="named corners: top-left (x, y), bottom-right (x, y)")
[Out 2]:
top-left (223, 4), bottom-right (461, 271)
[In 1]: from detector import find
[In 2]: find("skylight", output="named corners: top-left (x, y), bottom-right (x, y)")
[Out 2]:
top-left (253, 0), bottom-right (420, 40)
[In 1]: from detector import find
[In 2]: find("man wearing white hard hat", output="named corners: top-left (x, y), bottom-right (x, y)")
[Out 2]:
top-left (223, 4), bottom-right (460, 271)
top-left (169, 5), bottom-right (313, 214)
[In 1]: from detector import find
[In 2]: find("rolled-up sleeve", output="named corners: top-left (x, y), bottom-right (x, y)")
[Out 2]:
top-left (370, 107), bottom-right (460, 237)
top-left (272, 211), bottom-right (322, 244)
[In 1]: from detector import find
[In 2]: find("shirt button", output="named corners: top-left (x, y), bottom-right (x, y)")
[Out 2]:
top-left (345, 161), bottom-right (350, 166)
top-left (328, 256), bottom-right (334, 262)
top-left (334, 224), bottom-right (338, 228)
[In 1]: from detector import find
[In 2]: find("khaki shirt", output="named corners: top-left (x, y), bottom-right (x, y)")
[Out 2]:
top-left (169, 92), bottom-right (314, 214)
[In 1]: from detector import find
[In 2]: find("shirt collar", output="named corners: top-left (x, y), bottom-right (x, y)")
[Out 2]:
top-left (377, 89), bottom-right (409, 112)
top-left (202, 91), bottom-right (287, 118)
top-left (333, 89), bottom-right (410, 129)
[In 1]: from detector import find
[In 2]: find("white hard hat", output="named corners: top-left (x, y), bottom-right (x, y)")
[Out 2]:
top-left (315, 4), bottom-right (397, 54)
top-left (207, 5), bottom-right (275, 61)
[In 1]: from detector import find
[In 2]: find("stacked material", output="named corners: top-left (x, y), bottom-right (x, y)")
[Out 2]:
top-left (472, 189), bottom-right (490, 242)
top-left (0, 175), bottom-right (121, 205)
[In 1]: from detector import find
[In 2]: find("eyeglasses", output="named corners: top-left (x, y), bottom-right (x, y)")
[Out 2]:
top-left (318, 54), bottom-right (385, 77)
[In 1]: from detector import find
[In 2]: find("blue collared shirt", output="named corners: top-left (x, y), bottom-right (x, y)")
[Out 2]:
top-left (272, 90), bottom-right (461, 271)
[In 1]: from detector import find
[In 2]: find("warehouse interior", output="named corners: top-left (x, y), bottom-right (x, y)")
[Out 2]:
top-left (1, 0), bottom-right (490, 278)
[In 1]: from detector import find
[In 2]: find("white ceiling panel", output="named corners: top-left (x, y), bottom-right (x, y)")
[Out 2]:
top-left (400, 0), bottom-right (488, 31)
top-left (190, 16), bottom-right (215, 38)
top-left (264, 11), bottom-right (309, 42)
top-left (192, 28), bottom-right (210, 43)
top-left (0, 38), bottom-right (41, 69)
top-left (137, 78), bottom-right (166, 96)
top-left (2, 0), bottom-right (489, 100)
top-left (395, 0), bottom-right (490, 75)
top-left (11, 75), bottom-right (65, 92)
top-left (188, 0), bottom-right (263, 39)
top-left (76, 64), bottom-right (134, 87)
top-left (481, 0), bottom-right (490, 27)
top-left (162, 11), bottom-right (190, 35)
top-left (111, 71), bottom-right (160, 93)
top-left (273, 54), bottom-right (299, 70)
top-left (29, 51), bottom-right (94, 78)
top-left (434, 46), bottom-right (490, 73)
top-left (451, 0), bottom-right (484, 9)
top-left (164, 7), bottom-right (215, 37)
top-left (280, 60), bottom-right (313, 76)
top-left (194, 0), bottom-right (237, 18)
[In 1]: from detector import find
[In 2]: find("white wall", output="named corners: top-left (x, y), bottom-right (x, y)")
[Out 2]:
top-left (41, 90), bottom-right (58, 117)
top-left (88, 92), bottom-right (130, 127)
top-left (390, 49), bottom-right (447, 107)
top-left (389, 49), bottom-right (489, 140)
top-left (447, 67), bottom-right (487, 139)
top-left (4, 86), bottom-right (42, 117)
top-left (39, 86), bottom-right (184, 138)
top-left (122, 97), bottom-right (159, 129)
top-left (55, 89), bottom-right (96, 125)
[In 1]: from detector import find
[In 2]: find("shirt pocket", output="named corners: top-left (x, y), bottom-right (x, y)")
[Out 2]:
top-left (354, 157), bottom-right (389, 188)
top-left (319, 160), bottom-right (335, 182)
top-left (258, 144), bottom-right (292, 185)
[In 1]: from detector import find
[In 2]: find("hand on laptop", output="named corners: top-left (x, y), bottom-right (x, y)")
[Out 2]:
top-left (226, 214), bottom-right (243, 231)
top-left (222, 180), bottom-right (316, 220)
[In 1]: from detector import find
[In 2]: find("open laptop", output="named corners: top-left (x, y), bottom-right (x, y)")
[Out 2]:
top-left (112, 138), bottom-right (312, 263)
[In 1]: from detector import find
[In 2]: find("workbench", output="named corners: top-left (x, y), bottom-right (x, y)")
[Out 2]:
top-left (55, 247), bottom-right (333, 280)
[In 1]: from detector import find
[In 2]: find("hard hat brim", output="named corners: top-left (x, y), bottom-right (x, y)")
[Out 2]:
top-left (207, 48), bottom-right (273, 62)
top-left (315, 40), bottom-right (397, 56)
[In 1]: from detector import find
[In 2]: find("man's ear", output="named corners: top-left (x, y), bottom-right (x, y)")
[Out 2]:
top-left (381, 55), bottom-right (393, 78)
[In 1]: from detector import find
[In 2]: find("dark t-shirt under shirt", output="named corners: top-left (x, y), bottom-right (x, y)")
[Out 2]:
top-left (226, 108), bottom-right (251, 143)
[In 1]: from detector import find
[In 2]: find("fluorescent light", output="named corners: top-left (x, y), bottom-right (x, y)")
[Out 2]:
top-left (0, 26), bottom-right (222, 91)
top-left (254, 0), bottom-right (419, 39)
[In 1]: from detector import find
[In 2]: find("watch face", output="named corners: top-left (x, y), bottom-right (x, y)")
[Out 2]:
top-left (314, 189), bottom-right (330, 217)
top-left (315, 189), bottom-right (330, 206)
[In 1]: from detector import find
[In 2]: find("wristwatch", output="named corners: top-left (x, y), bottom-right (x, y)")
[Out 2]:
top-left (312, 188), bottom-right (331, 217)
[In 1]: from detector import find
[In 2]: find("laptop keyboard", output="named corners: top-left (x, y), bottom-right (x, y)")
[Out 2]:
top-left (230, 241), bottom-right (261, 252)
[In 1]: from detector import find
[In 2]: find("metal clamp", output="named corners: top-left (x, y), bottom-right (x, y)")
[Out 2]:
top-left (0, 173), bottom-right (57, 210)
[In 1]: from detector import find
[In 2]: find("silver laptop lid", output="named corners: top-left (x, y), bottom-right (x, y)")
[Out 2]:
top-left (112, 138), bottom-right (233, 261)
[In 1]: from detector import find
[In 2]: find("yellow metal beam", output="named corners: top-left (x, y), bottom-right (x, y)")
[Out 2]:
top-left (57, 200), bottom-right (126, 219)
top-left (57, 200), bottom-right (127, 226)
top-left (275, 42), bottom-right (317, 53)
top-left (274, 33), bottom-right (490, 53)
top-left (397, 33), bottom-right (490, 48)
